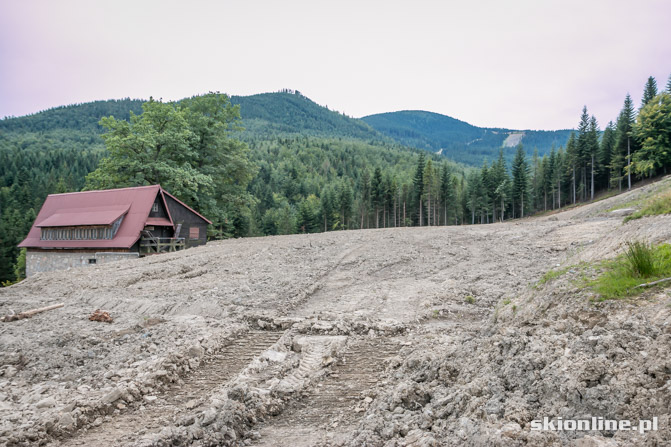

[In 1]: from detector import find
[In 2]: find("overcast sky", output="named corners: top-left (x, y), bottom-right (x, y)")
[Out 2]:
top-left (1, 0), bottom-right (670, 130)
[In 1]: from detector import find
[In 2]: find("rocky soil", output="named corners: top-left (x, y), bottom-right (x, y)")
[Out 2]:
top-left (1, 177), bottom-right (671, 446)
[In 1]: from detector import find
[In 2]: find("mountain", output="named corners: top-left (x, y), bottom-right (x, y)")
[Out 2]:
top-left (0, 92), bottom-right (387, 143)
top-left (0, 99), bottom-right (144, 133)
top-left (362, 110), bottom-right (573, 165)
top-left (230, 91), bottom-right (387, 142)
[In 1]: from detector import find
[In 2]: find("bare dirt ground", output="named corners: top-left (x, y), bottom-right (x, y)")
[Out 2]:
top-left (2, 177), bottom-right (671, 446)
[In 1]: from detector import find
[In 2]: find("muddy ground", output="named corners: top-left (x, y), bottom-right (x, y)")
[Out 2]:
top-left (2, 177), bottom-right (671, 446)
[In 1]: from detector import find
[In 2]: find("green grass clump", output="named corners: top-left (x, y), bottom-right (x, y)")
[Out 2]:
top-left (625, 190), bottom-right (671, 222)
top-left (536, 267), bottom-right (570, 287)
top-left (624, 241), bottom-right (657, 277)
top-left (590, 242), bottom-right (671, 300)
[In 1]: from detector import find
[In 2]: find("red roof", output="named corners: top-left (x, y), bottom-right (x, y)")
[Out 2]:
top-left (19, 185), bottom-right (210, 249)
top-left (36, 205), bottom-right (130, 227)
top-left (145, 217), bottom-right (174, 226)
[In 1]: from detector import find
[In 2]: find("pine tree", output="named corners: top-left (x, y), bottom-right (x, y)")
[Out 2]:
top-left (359, 169), bottom-right (371, 229)
top-left (440, 163), bottom-right (454, 225)
top-left (599, 122), bottom-right (616, 190)
top-left (413, 152), bottom-right (426, 226)
top-left (666, 74), bottom-right (671, 94)
top-left (371, 167), bottom-right (383, 228)
top-left (511, 144), bottom-right (529, 218)
top-left (489, 151), bottom-right (506, 221)
top-left (423, 160), bottom-right (437, 225)
top-left (565, 132), bottom-right (578, 203)
top-left (587, 116), bottom-right (600, 200)
top-left (613, 94), bottom-right (636, 190)
top-left (642, 76), bottom-right (658, 108)
top-left (576, 106), bottom-right (591, 201)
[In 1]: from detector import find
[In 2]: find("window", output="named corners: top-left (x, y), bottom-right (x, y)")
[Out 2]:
top-left (88, 258), bottom-right (97, 264)
top-left (41, 225), bottom-right (118, 241)
top-left (189, 227), bottom-right (200, 240)
top-left (152, 203), bottom-right (159, 213)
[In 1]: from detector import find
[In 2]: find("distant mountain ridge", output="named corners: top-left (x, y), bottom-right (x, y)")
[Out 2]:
top-left (362, 110), bottom-right (573, 165)
top-left (0, 92), bottom-right (573, 166)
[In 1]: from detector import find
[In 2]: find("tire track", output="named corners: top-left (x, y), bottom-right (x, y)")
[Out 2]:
top-left (251, 336), bottom-right (401, 446)
top-left (57, 330), bottom-right (282, 447)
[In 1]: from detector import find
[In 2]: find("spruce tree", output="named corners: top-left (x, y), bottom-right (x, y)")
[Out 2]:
top-left (565, 132), bottom-right (578, 203)
top-left (613, 94), bottom-right (636, 189)
top-left (413, 152), bottom-right (426, 226)
top-left (642, 76), bottom-right (658, 108)
top-left (440, 163), bottom-right (454, 225)
top-left (576, 106), bottom-right (591, 201)
top-left (423, 160), bottom-right (436, 225)
top-left (511, 144), bottom-right (530, 218)
top-left (587, 116), bottom-right (600, 200)
top-left (599, 122), bottom-right (616, 190)
top-left (371, 167), bottom-right (383, 228)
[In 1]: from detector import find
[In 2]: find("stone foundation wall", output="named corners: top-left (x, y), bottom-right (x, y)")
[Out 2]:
top-left (26, 250), bottom-right (139, 277)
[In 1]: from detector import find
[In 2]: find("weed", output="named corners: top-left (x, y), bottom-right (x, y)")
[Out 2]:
top-left (512, 304), bottom-right (517, 313)
top-left (589, 242), bottom-right (671, 300)
top-left (502, 298), bottom-right (511, 305)
top-left (465, 295), bottom-right (475, 304)
top-left (624, 190), bottom-right (671, 222)
top-left (536, 267), bottom-right (569, 287)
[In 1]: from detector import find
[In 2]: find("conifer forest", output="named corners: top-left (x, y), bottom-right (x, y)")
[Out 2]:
top-left (1, 75), bottom-right (671, 284)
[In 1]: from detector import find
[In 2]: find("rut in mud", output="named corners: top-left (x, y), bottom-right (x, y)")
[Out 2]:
top-left (56, 330), bottom-right (283, 447)
top-left (251, 336), bottom-right (402, 446)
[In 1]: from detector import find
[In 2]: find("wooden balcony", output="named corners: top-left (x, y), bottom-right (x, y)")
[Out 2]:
top-left (140, 237), bottom-right (186, 254)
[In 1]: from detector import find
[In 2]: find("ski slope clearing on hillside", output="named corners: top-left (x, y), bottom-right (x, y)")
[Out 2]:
top-left (2, 177), bottom-right (671, 446)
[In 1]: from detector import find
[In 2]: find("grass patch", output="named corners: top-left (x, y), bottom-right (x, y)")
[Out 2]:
top-left (536, 266), bottom-right (570, 287)
top-left (589, 242), bottom-right (671, 300)
top-left (624, 190), bottom-right (671, 222)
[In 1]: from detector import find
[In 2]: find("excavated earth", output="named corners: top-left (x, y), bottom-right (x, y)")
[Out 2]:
top-left (2, 177), bottom-right (671, 446)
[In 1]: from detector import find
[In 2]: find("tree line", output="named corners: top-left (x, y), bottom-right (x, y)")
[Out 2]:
top-left (463, 75), bottom-right (671, 222)
top-left (1, 74), bottom-right (670, 284)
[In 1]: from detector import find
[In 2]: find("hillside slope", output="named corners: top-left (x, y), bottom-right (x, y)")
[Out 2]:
top-left (2, 177), bottom-right (671, 446)
top-left (362, 110), bottom-right (573, 164)
top-left (230, 91), bottom-right (387, 141)
top-left (0, 93), bottom-right (386, 143)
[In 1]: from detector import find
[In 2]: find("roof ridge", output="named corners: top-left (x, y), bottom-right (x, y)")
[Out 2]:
top-left (48, 185), bottom-right (160, 197)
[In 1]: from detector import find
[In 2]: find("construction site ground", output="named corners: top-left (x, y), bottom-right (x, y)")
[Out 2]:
top-left (2, 177), bottom-right (671, 446)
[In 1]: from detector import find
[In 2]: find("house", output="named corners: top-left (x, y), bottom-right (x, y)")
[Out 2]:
top-left (18, 185), bottom-right (211, 277)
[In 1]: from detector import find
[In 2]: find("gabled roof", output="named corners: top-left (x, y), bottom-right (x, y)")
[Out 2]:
top-left (36, 205), bottom-right (130, 227)
top-left (18, 185), bottom-right (210, 249)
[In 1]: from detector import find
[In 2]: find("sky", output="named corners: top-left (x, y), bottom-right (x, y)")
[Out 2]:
top-left (1, 0), bottom-right (670, 130)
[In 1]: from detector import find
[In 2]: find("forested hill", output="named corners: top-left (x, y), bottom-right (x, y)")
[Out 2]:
top-left (362, 110), bottom-right (573, 165)
top-left (230, 91), bottom-right (386, 141)
top-left (0, 92), bottom-right (385, 142)
top-left (0, 99), bottom-right (144, 133)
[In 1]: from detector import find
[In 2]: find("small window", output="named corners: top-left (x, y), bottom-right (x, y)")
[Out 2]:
top-left (88, 258), bottom-right (97, 264)
top-left (152, 203), bottom-right (159, 213)
top-left (189, 227), bottom-right (200, 240)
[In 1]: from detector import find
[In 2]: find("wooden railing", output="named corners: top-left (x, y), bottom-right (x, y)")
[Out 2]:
top-left (140, 237), bottom-right (186, 254)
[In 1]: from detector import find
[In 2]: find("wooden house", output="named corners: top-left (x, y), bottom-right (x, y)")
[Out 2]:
top-left (18, 185), bottom-right (211, 277)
